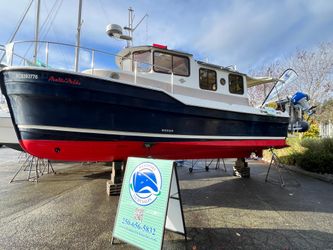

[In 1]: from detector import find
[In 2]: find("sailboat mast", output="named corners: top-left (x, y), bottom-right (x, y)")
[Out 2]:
top-left (74, 0), bottom-right (83, 72)
top-left (33, 0), bottom-right (41, 64)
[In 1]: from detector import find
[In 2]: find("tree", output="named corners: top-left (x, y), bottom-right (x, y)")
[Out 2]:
top-left (248, 42), bottom-right (333, 107)
top-left (287, 42), bottom-right (333, 105)
top-left (247, 61), bottom-right (283, 107)
top-left (315, 99), bottom-right (333, 123)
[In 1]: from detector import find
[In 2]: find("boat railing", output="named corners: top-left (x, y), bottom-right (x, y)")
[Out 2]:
top-left (4, 40), bottom-right (176, 93)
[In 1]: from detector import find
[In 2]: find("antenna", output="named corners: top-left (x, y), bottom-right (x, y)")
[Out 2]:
top-left (106, 7), bottom-right (148, 47)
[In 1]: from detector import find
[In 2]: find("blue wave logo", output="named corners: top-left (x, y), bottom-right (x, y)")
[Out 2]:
top-left (129, 163), bottom-right (162, 206)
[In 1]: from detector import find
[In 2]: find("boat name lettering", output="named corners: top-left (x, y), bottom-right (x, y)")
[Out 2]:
top-left (48, 76), bottom-right (80, 85)
top-left (161, 129), bottom-right (174, 133)
top-left (14, 73), bottom-right (38, 80)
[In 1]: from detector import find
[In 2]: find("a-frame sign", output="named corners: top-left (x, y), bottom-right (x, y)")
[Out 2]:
top-left (112, 157), bottom-right (186, 250)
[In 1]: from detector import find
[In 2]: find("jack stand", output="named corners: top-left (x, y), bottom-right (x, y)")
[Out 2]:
top-left (233, 158), bottom-right (250, 178)
top-left (107, 161), bottom-right (125, 196)
top-left (188, 158), bottom-right (227, 173)
top-left (206, 158), bottom-right (227, 172)
top-left (10, 154), bottom-right (55, 183)
top-left (265, 148), bottom-right (300, 188)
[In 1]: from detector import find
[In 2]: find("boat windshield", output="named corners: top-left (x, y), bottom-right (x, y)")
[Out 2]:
top-left (133, 50), bottom-right (151, 72)
top-left (153, 51), bottom-right (190, 77)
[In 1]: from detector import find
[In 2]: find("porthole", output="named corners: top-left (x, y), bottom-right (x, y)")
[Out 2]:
top-left (220, 78), bottom-right (226, 85)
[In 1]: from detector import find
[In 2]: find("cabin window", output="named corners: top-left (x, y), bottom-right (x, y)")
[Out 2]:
top-left (199, 68), bottom-right (217, 91)
top-left (133, 51), bottom-right (151, 72)
top-left (153, 52), bottom-right (190, 77)
top-left (173, 55), bottom-right (190, 76)
top-left (229, 74), bottom-right (244, 95)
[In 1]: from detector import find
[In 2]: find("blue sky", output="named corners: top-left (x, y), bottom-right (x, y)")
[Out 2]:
top-left (1, 0), bottom-right (333, 73)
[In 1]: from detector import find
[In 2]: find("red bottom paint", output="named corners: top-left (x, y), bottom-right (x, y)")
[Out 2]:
top-left (19, 139), bottom-right (287, 162)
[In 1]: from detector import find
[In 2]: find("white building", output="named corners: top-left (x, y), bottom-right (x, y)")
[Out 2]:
top-left (320, 120), bottom-right (333, 138)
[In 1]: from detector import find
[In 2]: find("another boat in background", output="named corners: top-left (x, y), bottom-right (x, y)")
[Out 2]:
top-left (0, 111), bottom-right (20, 150)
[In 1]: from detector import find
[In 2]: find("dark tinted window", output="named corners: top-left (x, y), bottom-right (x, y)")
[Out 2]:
top-left (199, 68), bottom-right (217, 91)
top-left (229, 74), bottom-right (244, 95)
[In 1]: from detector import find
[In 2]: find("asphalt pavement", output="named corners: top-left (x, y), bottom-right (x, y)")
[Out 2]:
top-left (0, 147), bottom-right (332, 249)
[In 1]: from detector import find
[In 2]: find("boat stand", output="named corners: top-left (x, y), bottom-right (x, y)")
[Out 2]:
top-left (106, 161), bottom-right (125, 196)
top-left (188, 158), bottom-right (226, 173)
top-left (233, 158), bottom-right (250, 178)
top-left (265, 148), bottom-right (300, 187)
top-left (10, 153), bottom-right (55, 183)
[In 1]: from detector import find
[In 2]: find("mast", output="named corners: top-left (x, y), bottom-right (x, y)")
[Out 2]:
top-left (123, 7), bottom-right (148, 48)
top-left (74, 0), bottom-right (83, 72)
top-left (33, 0), bottom-right (41, 64)
top-left (106, 7), bottom-right (148, 48)
top-left (127, 7), bottom-right (133, 48)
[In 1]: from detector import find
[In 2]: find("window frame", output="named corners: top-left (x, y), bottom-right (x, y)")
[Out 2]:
top-left (132, 50), bottom-right (152, 72)
top-left (228, 73), bottom-right (244, 95)
top-left (153, 51), bottom-right (190, 77)
top-left (199, 67), bottom-right (217, 91)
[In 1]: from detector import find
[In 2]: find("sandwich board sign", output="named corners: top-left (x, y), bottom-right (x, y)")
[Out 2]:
top-left (112, 157), bottom-right (186, 250)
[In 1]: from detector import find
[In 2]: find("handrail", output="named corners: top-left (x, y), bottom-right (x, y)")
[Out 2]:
top-left (5, 40), bottom-right (176, 93)
top-left (7, 40), bottom-right (122, 65)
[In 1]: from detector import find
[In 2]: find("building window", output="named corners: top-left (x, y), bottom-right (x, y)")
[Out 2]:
top-left (153, 52), bottom-right (190, 77)
top-left (229, 73), bottom-right (244, 95)
top-left (199, 68), bottom-right (217, 91)
top-left (133, 51), bottom-right (151, 72)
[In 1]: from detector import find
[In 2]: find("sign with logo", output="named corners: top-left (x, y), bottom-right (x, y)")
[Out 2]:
top-left (112, 157), bottom-right (186, 250)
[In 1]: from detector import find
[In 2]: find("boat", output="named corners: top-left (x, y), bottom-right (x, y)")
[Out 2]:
top-left (1, 39), bottom-right (308, 162)
top-left (0, 3), bottom-right (315, 162)
top-left (0, 110), bottom-right (21, 150)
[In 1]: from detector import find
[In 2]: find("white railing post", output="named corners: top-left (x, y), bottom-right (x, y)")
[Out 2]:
top-left (134, 61), bottom-right (137, 84)
top-left (45, 42), bottom-right (49, 67)
top-left (91, 49), bottom-right (95, 75)
top-left (171, 72), bottom-right (174, 93)
top-left (5, 43), bottom-right (14, 66)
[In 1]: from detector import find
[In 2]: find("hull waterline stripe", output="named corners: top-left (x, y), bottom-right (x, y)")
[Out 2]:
top-left (18, 124), bottom-right (286, 140)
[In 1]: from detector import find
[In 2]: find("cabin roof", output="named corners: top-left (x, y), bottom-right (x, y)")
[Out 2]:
top-left (196, 61), bottom-right (247, 76)
top-left (117, 45), bottom-right (192, 58)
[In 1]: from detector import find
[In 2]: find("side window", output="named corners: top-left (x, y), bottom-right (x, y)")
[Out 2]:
top-left (173, 55), bottom-right (189, 76)
top-left (153, 52), bottom-right (190, 77)
top-left (133, 51), bottom-right (151, 72)
top-left (229, 74), bottom-right (244, 95)
top-left (153, 52), bottom-right (172, 74)
top-left (199, 68), bottom-right (217, 91)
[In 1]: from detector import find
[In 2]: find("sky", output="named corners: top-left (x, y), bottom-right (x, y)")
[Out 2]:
top-left (1, 0), bottom-right (333, 73)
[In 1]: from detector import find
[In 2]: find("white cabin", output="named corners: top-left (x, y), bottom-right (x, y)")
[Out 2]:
top-left (84, 44), bottom-right (284, 117)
